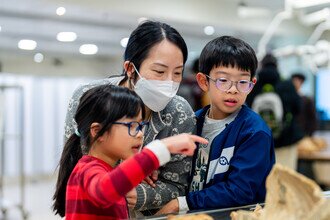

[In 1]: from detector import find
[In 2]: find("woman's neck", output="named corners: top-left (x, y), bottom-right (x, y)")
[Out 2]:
top-left (145, 107), bottom-right (152, 121)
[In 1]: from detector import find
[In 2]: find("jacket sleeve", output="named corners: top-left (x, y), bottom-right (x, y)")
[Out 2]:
top-left (135, 155), bottom-right (192, 210)
top-left (186, 131), bottom-right (274, 209)
top-left (82, 148), bottom-right (160, 208)
top-left (134, 96), bottom-right (196, 211)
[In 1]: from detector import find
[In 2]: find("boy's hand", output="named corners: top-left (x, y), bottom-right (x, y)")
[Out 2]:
top-left (162, 134), bottom-right (208, 156)
top-left (126, 188), bottom-right (137, 209)
top-left (142, 170), bottom-right (158, 188)
top-left (155, 199), bottom-right (179, 215)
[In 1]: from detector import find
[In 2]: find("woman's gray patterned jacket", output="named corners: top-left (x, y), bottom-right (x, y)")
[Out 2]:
top-left (63, 76), bottom-right (196, 211)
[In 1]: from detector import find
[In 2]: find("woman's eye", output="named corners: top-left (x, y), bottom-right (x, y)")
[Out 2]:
top-left (154, 70), bottom-right (164, 74)
top-left (174, 72), bottom-right (182, 76)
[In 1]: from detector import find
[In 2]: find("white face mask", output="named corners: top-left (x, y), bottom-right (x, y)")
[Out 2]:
top-left (132, 64), bottom-right (180, 112)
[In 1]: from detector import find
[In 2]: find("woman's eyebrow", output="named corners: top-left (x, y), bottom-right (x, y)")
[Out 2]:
top-left (152, 62), bottom-right (183, 69)
top-left (174, 65), bottom-right (184, 69)
top-left (152, 62), bottom-right (167, 68)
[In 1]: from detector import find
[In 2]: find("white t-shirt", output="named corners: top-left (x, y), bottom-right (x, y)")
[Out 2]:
top-left (178, 108), bottom-right (240, 212)
top-left (190, 109), bottom-right (239, 191)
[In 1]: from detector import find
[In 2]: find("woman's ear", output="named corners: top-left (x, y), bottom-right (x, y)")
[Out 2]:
top-left (90, 122), bottom-right (103, 141)
top-left (124, 61), bottom-right (135, 79)
top-left (196, 72), bottom-right (209, 92)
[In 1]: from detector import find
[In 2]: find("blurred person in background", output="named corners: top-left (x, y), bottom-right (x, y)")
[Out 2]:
top-left (177, 58), bottom-right (204, 111)
top-left (291, 72), bottom-right (318, 136)
top-left (246, 54), bottom-right (281, 107)
top-left (247, 53), bottom-right (303, 170)
top-left (63, 20), bottom-right (195, 216)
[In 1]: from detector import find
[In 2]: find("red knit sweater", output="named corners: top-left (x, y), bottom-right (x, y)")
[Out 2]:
top-left (65, 148), bottom-right (159, 220)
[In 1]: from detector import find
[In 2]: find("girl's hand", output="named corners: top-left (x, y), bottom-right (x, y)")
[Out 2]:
top-left (126, 188), bottom-right (137, 209)
top-left (161, 134), bottom-right (208, 156)
top-left (142, 170), bottom-right (158, 188)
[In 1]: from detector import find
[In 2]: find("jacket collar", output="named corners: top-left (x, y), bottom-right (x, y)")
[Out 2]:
top-left (195, 105), bottom-right (248, 136)
top-left (195, 105), bottom-right (211, 136)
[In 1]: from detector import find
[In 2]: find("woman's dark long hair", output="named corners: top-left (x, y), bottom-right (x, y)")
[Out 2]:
top-left (52, 85), bottom-right (145, 217)
top-left (122, 20), bottom-right (188, 79)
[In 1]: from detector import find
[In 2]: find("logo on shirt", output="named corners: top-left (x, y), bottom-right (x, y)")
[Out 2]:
top-left (219, 156), bottom-right (230, 165)
top-left (206, 146), bottom-right (235, 184)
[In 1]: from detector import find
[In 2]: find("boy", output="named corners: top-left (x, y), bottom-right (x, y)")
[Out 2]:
top-left (157, 36), bottom-right (275, 213)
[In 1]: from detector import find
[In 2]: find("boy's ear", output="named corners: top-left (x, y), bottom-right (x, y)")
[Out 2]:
top-left (248, 77), bottom-right (257, 94)
top-left (196, 72), bottom-right (209, 92)
top-left (90, 122), bottom-right (103, 141)
top-left (123, 61), bottom-right (135, 79)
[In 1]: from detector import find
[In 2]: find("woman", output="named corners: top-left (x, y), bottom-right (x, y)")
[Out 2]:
top-left (63, 20), bottom-right (195, 215)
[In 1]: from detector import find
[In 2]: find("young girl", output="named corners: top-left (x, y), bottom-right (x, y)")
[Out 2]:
top-left (53, 85), bottom-right (207, 219)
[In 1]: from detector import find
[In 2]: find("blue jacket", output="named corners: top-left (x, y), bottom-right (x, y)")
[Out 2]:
top-left (187, 105), bottom-right (275, 210)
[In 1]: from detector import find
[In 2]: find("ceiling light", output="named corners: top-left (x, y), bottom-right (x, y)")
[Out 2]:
top-left (57, 32), bottom-right (77, 42)
top-left (56, 7), bottom-right (66, 16)
top-left (79, 44), bottom-right (98, 55)
top-left (34, 53), bottom-right (44, 63)
top-left (18, 39), bottom-right (37, 50)
top-left (0, 26), bottom-right (2, 32)
top-left (120, 37), bottom-right (129, 48)
top-left (204, 26), bottom-right (215, 35)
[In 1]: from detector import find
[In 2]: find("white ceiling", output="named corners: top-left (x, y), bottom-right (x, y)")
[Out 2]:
top-left (0, 0), bottom-right (329, 62)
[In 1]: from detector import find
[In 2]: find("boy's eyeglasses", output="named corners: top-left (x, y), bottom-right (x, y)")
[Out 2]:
top-left (113, 121), bottom-right (149, 137)
top-left (205, 75), bottom-right (254, 93)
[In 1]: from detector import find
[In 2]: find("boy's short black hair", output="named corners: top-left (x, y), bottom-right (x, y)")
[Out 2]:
top-left (192, 58), bottom-right (199, 73)
top-left (199, 36), bottom-right (258, 78)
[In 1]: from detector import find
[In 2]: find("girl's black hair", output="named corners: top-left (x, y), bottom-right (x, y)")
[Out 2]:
top-left (52, 85), bottom-right (145, 217)
top-left (122, 20), bottom-right (188, 79)
top-left (199, 36), bottom-right (258, 78)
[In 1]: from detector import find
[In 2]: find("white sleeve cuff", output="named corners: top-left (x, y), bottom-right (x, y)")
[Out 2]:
top-left (177, 196), bottom-right (189, 212)
top-left (145, 139), bottom-right (171, 166)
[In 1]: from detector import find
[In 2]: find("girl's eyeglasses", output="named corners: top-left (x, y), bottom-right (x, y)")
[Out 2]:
top-left (113, 121), bottom-right (149, 137)
top-left (205, 75), bottom-right (254, 93)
